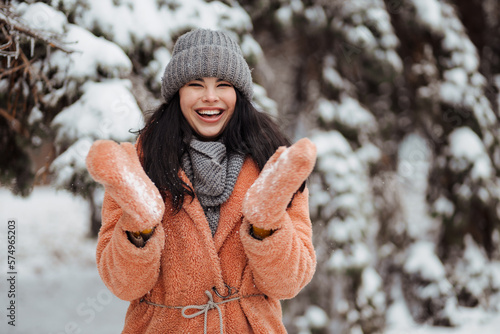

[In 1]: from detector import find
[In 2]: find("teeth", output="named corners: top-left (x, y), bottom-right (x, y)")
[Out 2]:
top-left (197, 110), bottom-right (222, 116)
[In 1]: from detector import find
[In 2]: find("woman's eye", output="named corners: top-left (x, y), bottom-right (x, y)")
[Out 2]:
top-left (218, 83), bottom-right (232, 87)
top-left (188, 83), bottom-right (203, 87)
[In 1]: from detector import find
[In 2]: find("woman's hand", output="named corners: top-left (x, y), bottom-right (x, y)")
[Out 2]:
top-left (242, 138), bottom-right (316, 234)
top-left (86, 140), bottom-right (165, 232)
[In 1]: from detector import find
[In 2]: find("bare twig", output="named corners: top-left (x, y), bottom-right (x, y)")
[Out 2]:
top-left (0, 37), bottom-right (11, 50)
top-left (0, 10), bottom-right (73, 54)
top-left (0, 107), bottom-right (29, 138)
top-left (0, 61), bottom-right (27, 78)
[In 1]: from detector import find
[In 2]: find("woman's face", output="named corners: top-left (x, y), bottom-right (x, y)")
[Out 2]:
top-left (179, 77), bottom-right (236, 141)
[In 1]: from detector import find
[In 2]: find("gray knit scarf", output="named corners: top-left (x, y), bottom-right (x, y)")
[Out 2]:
top-left (182, 139), bottom-right (244, 236)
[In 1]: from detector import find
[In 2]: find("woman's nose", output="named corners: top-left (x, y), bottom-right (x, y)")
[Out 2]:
top-left (202, 88), bottom-right (219, 103)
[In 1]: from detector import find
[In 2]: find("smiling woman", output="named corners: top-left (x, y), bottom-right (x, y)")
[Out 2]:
top-left (85, 28), bottom-right (317, 334)
top-left (179, 77), bottom-right (236, 140)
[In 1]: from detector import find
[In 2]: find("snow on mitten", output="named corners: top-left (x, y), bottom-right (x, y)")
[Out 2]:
top-left (86, 140), bottom-right (165, 232)
top-left (242, 138), bottom-right (316, 231)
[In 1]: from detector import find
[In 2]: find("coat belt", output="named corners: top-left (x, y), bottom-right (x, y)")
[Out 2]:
top-left (140, 288), bottom-right (264, 334)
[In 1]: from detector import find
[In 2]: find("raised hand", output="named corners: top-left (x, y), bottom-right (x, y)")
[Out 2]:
top-left (242, 138), bottom-right (316, 232)
top-left (86, 140), bottom-right (165, 232)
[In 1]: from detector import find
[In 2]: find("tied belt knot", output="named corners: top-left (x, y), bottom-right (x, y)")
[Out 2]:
top-left (141, 284), bottom-right (263, 334)
top-left (182, 290), bottom-right (239, 334)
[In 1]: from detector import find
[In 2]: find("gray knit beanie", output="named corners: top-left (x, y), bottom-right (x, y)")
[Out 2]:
top-left (161, 29), bottom-right (253, 103)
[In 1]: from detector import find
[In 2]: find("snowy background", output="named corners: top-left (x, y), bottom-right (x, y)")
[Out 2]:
top-left (1, 0), bottom-right (500, 333)
top-left (0, 187), bottom-right (128, 334)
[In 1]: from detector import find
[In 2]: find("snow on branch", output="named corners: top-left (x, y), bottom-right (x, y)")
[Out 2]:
top-left (0, 3), bottom-right (73, 68)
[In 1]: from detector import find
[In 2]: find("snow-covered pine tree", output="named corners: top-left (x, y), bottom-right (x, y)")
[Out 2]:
top-left (392, 0), bottom-right (500, 327)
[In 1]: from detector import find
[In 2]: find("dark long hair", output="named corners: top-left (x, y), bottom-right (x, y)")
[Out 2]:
top-left (138, 89), bottom-right (298, 212)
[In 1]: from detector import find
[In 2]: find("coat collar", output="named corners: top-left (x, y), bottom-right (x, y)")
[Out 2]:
top-left (179, 156), bottom-right (260, 253)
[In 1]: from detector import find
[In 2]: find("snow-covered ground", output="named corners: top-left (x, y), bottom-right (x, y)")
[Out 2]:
top-left (386, 317), bottom-right (500, 334)
top-left (1, 186), bottom-right (500, 334)
top-left (0, 187), bottom-right (128, 334)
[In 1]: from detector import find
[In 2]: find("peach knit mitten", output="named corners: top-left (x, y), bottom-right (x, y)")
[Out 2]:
top-left (242, 138), bottom-right (316, 232)
top-left (86, 140), bottom-right (165, 232)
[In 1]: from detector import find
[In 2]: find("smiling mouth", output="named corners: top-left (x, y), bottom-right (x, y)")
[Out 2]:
top-left (196, 109), bottom-right (224, 118)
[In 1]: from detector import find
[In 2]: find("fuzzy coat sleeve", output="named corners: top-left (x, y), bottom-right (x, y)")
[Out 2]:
top-left (240, 187), bottom-right (316, 300)
top-left (96, 192), bottom-right (165, 301)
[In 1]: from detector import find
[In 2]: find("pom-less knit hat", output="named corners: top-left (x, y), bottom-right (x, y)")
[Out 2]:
top-left (161, 29), bottom-right (253, 103)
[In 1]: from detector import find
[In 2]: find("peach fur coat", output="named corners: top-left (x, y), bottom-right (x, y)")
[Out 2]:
top-left (94, 142), bottom-right (316, 333)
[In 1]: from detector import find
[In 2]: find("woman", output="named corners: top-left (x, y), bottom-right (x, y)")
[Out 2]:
top-left (86, 29), bottom-right (316, 334)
